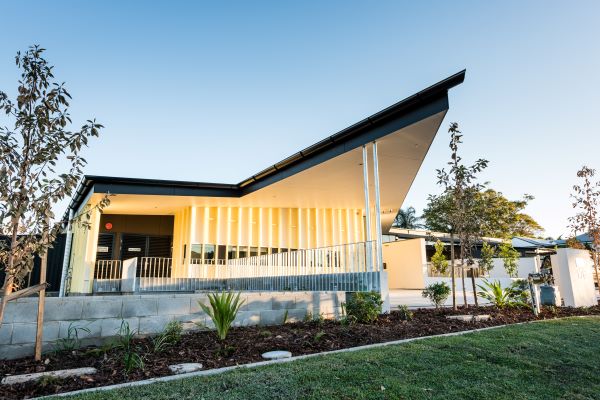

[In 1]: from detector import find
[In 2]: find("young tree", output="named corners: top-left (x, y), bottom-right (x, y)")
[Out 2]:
top-left (422, 192), bottom-right (458, 307)
top-left (569, 166), bottom-right (600, 287)
top-left (498, 240), bottom-right (520, 277)
top-left (393, 206), bottom-right (423, 229)
top-left (0, 46), bottom-right (106, 359)
top-left (430, 240), bottom-right (449, 275)
top-left (435, 123), bottom-right (488, 308)
top-left (479, 241), bottom-right (496, 275)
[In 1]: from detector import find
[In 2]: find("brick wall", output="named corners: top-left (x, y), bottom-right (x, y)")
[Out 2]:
top-left (0, 291), bottom-right (345, 360)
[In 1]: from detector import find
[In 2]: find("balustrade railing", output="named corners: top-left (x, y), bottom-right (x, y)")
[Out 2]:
top-left (92, 241), bottom-right (382, 293)
top-left (93, 260), bottom-right (122, 292)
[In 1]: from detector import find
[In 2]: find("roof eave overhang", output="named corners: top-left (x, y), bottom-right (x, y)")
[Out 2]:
top-left (65, 69), bottom-right (466, 216)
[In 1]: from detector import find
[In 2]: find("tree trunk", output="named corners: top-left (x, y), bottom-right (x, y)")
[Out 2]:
top-left (451, 233), bottom-right (456, 310)
top-left (471, 267), bottom-right (479, 307)
top-left (460, 245), bottom-right (468, 308)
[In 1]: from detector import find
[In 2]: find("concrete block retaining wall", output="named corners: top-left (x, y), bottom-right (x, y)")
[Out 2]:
top-left (0, 291), bottom-right (345, 360)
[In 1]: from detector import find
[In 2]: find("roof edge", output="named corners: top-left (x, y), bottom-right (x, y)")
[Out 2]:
top-left (65, 70), bottom-right (466, 216)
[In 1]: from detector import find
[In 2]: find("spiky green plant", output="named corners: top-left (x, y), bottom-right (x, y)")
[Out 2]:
top-left (477, 279), bottom-right (526, 308)
top-left (199, 292), bottom-right (245, 340)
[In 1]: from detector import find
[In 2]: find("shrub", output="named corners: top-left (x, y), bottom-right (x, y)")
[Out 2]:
top-left (508, 279), bottom-right (530, 303)
top-left (430, 240), bottom-right (449, 274)
top-left (397, 305), bottom-right (414, 321)
top-left (422, 282), bottom-right (451, 308)
top-left (199, 291), bottom-right (245, 340)
top-left (152, 320), bottom-right (183, 353)
top-left (116, 321), bottom-right (144, 374)
top-left (303, 311), bottom-right (313, 322)
top-left (477, 279), bottom-right (527, 308)
top-left (53, 322), bottom-right (90, 353)
top-left (343, 291), bottom-right (383, 323)
top-left (314, 331), bottom-right (325, 342)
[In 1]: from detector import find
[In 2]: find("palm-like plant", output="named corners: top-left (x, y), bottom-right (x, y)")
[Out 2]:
top-left (477, 279), bottom-right (525, 308)
top-left (393, 206), bottom-right (424, 229)
top-left (199, 291), bottom-right (245, 340)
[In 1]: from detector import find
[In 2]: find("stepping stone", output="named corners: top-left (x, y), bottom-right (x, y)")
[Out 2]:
top-left (446, 315), bottom-right (474, 322)
top-left (168, 363), bottom-right (203, 374)
top-left (262, 350), bottom-right (292, 360)
top-left (1, 367), bottom-right (97, 385)
top-left (446, 315), bottom-right (491, 322)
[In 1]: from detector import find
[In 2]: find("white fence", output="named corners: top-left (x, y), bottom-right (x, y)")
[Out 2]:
top-left (93, 241), bottom-right (381, 293)
top-left (93, 260), bottom-right (122, 292)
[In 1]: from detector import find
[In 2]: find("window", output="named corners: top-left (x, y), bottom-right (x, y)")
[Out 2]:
top-left (260, 247), bottom-right (268, 256)
top-left (249, 247), bottom-right (258, 257)
top-left (217, 245), bottom-right (226, 261)
top-left (238, 246), bottom-right (248, 258)
top-left (271, 247), bottom-right (279, 254)
top-left (191, 244), bottom-right (202, 260)
top-left (204, 244), bottom-right (215, 263)
top-left (227, 245), bottom-right (237, 260)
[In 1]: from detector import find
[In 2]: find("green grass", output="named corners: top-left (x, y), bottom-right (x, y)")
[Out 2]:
top-left (64, 317), bottom-right (600, 400)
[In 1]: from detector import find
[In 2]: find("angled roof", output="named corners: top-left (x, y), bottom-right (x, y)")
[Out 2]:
top-left (67, 70), bottom-right (466, 214)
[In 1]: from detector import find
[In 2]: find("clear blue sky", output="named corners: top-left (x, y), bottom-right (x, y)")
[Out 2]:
top-left (1, 1), bottom-right (599, 238)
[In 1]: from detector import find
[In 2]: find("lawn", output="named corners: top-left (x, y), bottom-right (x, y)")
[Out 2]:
top-left (63, 317), bottom-right (600, 400)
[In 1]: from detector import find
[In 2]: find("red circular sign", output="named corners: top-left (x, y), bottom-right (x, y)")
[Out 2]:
top-left (105, 222), bottom-right (113, 230)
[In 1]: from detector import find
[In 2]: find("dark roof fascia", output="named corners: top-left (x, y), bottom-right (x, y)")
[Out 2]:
top-left (90, 176), bottom-right (240, 197)
top-left (66, 70), bottom-right (465, 214)
top-left (64, 176), bottom-right (239, 220)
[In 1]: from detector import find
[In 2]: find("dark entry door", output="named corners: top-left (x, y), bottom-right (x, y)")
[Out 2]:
top-left (120, 234), bottom-right (172, 259)
top-left (120, 234), bottom-right (172, 278)
top-left (120, 234), bottom-right (148, 260)
top-left (96, 233), bottom-right (115, 261)
top-left (147, 236), bottom-right (173, 258)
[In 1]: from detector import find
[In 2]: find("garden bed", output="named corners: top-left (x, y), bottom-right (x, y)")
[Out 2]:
top-left (2, 305), bottom-right (600, 399)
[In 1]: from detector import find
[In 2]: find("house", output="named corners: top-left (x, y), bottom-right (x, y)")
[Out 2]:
top-left (384, 227), bottom-right (557, 290)
top-left (57, 71), bottom-right (467, 308)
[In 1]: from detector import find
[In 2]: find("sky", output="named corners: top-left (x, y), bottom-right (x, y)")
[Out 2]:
top-left (1, 1), bottom-right (599, 239)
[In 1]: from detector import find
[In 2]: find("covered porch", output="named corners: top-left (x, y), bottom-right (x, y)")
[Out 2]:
top-left (60, 71), bottom-right (464, 300)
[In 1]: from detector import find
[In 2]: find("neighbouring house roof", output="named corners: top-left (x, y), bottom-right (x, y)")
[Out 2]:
top-left (389, 228), bottom-right (557, 250)
top-left (65, 70), bottom-right (466, 222)
top-left (554, 232), bottom-right (592, 246)
top-left (388, 227), bottom-right (503, 244)
top-left (511, 237), bottom-right (556, 249)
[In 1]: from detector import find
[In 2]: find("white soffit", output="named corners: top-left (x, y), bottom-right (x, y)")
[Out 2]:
top-left (96, 110), bottom-right (446, 218)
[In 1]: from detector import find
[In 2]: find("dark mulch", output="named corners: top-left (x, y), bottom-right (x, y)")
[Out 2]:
top-left (2, 305), bottom-right (600, 399)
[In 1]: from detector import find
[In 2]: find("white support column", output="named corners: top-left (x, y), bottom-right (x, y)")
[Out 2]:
top-left (372, 141), bottom-right (390, 312)
top-left (362, 145), bottom-right (372, 270)
top-left (372, 142), bottom-right (383, 271)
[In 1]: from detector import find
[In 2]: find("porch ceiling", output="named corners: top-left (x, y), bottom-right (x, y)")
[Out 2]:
top-left (92, 110), bottom-right (447, 231)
